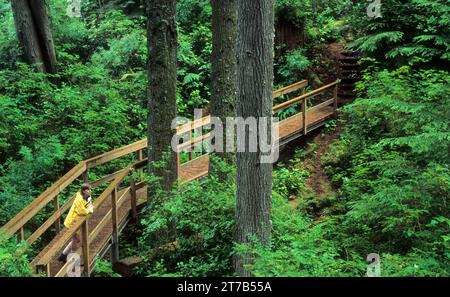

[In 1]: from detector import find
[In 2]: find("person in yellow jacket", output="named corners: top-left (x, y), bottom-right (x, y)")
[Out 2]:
top-left (58, 183), bottom-right (94, 263)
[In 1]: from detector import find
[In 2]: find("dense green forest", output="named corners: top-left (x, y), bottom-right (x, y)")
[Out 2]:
top-left (0, 0), bottom-right (448, 277)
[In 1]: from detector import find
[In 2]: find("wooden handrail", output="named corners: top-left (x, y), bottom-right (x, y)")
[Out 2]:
top-left (35, 165), bottom-right (131, 267)
top-left (1, 161), bottom-right (87, 237)
top-left (273, 80), bottom-right (339, 112)
top-left (1, 79), bottom-right (314, 256)
top-left (85, 139), bottom-right (147, 169)
top-left (272, 79), bottom-right (308, 99)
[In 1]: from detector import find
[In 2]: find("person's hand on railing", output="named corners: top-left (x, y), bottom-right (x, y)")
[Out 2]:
top-left (87, 197), bottom-right (94, 213)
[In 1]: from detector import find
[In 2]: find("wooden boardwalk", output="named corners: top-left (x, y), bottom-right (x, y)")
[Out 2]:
top-left (2, 79), bottom-right (340, 277)
top-left (178, 106), bottom-right (335, 183)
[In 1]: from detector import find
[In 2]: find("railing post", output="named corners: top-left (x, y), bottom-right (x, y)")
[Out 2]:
top-left (19, 227), bottom-right (24, 242)
top-left (130, 176), bottom-right (137, 221)
top-left (176, 150), bottom-right (180, 181)
top-left (53, 196), bottom-right (61, 233)
top-left (111, 187), bottom-right (119, 264)
top-left (334, 80), bottom-right (339, 116)
top-left (188, 129), bottom-right (193, 161)
top-left (300, 87), bottom-right (306, 114)
top-left (302, 97), bottom-right (308, 135)
top-left (135, 149), bottom-right (144, 179)
top-left (82, 170), bottom-right (89, 183)
top-left (81, 221), bottom-right (90, 277)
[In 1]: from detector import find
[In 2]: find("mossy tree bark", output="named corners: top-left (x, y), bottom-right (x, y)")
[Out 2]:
top-left (146, 0), bottom-right (178, 194)
top-left (208, 0), bottom-right (237, 175)
top-left (234, 0), bottom-right (274, 277)
top-left (11, 0), bottom-right (57, 74)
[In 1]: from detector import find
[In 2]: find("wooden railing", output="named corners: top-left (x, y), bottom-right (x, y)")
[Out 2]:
top-left (273, 80), bottom-right (340, 135)
top-left (0, 79), bottom-right (308, 247)
top-left (0, 143), bottom-right (148, 246)
top-left (34, 159), bottom-right (147, 277)
top-left (0, 78), bottom-right (341, 277)
top-left (174, 79), bottom-right (339, 165)
top-left (173, 79), bottom-right (309, 176)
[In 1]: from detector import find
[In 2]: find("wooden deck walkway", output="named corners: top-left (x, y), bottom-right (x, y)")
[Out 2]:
top-left (178, 106), bottom-right (335, 183)
top-left (2, 79), bottom-right (340, 277)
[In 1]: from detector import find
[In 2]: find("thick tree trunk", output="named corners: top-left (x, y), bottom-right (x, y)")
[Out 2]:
top-left (11, 0), bottom-right (57, 73)
top-left (234, 0), bottom-right (274, 277)
top-left (209, 0), bottom-right (237, 173)
top-left (146, 0), bottom-right (178, 193)
top-left (28, 0), bottom-right (57, 73)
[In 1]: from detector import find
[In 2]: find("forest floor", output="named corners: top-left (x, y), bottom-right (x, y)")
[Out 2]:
top-left (288, 124), bottom-right (343, 217)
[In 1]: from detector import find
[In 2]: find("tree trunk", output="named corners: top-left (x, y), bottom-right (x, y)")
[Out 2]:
top-left (209, 0), bottom-right (237, 174)
top-left (11, 0), bottom-right (57, 73)
top-left (28, 0), bottom-right (57, 73)
top-left (146, 0), bottom-right (178, 193)
top-left (234, 0), bottom-right (274, 277)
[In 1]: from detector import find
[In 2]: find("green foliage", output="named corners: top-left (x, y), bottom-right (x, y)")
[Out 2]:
top-left (277, 49), bottom-right (310, 83)
top-left (348, 0), bottom-right (450, 66)
top-left (138, 156), bottom-right (236, 277)
top-left (273, 166), bottom-right (309, 200)
top-left (0, 235), bottom-right (34, 277)
top-left (0, 137), bottom-right (65, 226)
top-left (92, 259), bottom-right (121, 277)
top-left (322, 66), bottom-right (450, 275)
top-left (0, 1), bottom-right (20, 68)
top-left (246, 207), bottom-right (366, 276)
top-left (275, 0), bottom-right (311, 28)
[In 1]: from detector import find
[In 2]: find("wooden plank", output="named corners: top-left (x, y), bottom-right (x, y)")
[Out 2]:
top-left (90, 169), bottom-right (124, 188)
top-left (130, 177), bottom-right (137, 220)
top-left (178, 154), bottom-right (210, 184)
top-left (54, 255), bottom-right (77, 277)
top-left (177, 132), bottom-right (211, 151)
top-left (333, 83), bottom-right (338, 115)
top-left (136, 149), bottom-right (144, 178)
top-left (303, 97), bottom-right (307, 135)
top-left (88, 209), bottom-right (111, 243)
top-left (86, 185), bottom-right (128, 244)
top-left (53, 196), bottom-right (61, 234)
top-left (176, 115), bottom-right (211, 134)
top-left (85, 139), bottom-right (147, 169)
top-left (110, 187), bottom-right (119, 263)
top-left (81, 221), bottom-right (89, 276)
top-left (272, 80), bottom-right (308, 98)
top-left (1, 162), bottom-right (87, 237)
top-left (273, 80), bottom-right (338, 112)
top-left (26, 194), bottom-right (76, 246)
top-left (35, 167), bottom-right (130, 266)
top-left (307, 98), bottom-right (335, 113)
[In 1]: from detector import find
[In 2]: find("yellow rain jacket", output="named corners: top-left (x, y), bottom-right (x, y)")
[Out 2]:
top-left (64, 192), bottom-right (93, 228)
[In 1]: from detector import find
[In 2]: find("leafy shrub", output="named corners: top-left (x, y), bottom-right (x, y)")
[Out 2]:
top-left (322, 65), bottom-right (450, 275)
top-left (0, 235), bottom-right (34, 277)
top-left (138, 156), bottom-right (236, 277)
top-left (273, 166), bottom-right (309, 200)
top-left (92, 259), bottom-right (121, 277)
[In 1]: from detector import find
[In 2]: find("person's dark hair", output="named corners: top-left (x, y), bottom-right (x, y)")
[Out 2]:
top-left (80, 183), bottom-right (91, 192)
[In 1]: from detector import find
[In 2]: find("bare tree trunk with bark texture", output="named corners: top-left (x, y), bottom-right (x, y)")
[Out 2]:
top-left (11, 0), bottom-right (57, 73)
top-left (234, 0), bottom-right (274, 277)
top-left (209, 0), bottom-right (237, 174)
top-left (146, 0), bottom-right (178, 194)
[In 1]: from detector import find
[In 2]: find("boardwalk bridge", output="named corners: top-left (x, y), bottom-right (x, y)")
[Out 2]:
top-left (1, 79), bottom-right (340, 276)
